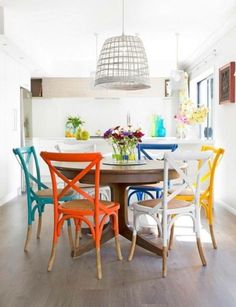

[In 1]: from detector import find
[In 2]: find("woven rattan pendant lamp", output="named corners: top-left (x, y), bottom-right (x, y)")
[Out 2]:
top-left (95, 0), bottom-right (150, 90)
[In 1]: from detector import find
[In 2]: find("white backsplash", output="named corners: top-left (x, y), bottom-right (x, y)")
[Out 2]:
top-left (32, 96), bottom-right (177, 137)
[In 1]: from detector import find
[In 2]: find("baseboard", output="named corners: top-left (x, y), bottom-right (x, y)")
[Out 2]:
top-left (0, 191), bottom-right (18, 207)
top-left (217, 199), bottom-right (236, 216)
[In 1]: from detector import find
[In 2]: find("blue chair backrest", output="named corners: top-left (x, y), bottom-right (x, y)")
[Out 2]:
top-left (137, 143), bottom-right (178, 160)
top-left (13, 146), bottom-right (47, 192)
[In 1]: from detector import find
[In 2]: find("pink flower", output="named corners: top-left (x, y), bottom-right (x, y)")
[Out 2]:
top-left (174, 114), bottom-right (190, 125)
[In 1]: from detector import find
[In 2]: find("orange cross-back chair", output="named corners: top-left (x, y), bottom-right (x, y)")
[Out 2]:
top-left (170, 145), bottom-right (224, 249)
top-left (40, 151), bottom-right (122, 279)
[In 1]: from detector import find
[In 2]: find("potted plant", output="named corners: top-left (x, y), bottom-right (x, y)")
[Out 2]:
top-left (65, 116), bottom-right (84, 138)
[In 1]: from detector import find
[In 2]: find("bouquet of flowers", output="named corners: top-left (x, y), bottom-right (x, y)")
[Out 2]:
top-left (174, 99), bottom-right (208, 138)
top-left (174, 99), bottom-right (208, 125)
top-left (103, 126), bottom-right (144, 161)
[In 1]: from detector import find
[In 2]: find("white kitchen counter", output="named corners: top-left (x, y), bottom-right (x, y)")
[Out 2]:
top-left (27, 136), bottom-right (214, 145)
top-left (137, 137), bottom-right (213, 145)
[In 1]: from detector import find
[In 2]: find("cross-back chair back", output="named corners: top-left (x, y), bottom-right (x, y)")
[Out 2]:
top-left (43, 152), bottom-right (102, 217)
top-left (40, 151), bottom-right (122, 279)
top-left (137, 143), bottom-right (178, 160)
top-left (13, 146), bottom-right (45, 194)
top-left (55, 143), bottom-right (110, 201)
top-left (163, 151), bottom-right (211, 212)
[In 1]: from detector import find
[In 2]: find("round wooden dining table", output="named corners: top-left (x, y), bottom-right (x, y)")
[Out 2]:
top-left (56, 159), bottom-right (179, 257)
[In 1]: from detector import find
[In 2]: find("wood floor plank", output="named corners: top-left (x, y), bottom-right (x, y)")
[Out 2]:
top-left (0, 195), bottom-right (236, 307)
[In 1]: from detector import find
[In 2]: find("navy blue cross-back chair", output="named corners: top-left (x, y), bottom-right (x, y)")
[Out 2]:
top-left (127, 143), bottom-right (178, 205)
top-left (13, 146), bottom-right (74, 252)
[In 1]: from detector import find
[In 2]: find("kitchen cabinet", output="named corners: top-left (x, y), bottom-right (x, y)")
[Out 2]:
top-left (37, 77), bottom-right (167, 98)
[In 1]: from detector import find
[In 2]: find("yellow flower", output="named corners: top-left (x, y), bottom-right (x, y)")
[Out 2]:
top-left (175, 100), bottom-right (208, 125)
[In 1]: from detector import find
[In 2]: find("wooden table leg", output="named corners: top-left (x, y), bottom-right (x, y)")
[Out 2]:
top-left (73, 183), bottom-right (163, 257)
top-left (110, 183), bottom-right (163, 257)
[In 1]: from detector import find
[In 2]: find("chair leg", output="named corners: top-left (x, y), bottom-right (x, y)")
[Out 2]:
top-left (24, 225), bottom-right (32, 252)
top-left (128, 233), bottom-right (137, 261)
top-left (67, 223), bottom-right (74, 252)
top-left (74, 228), bottom-right (80, 257)
top-left (156, 214), bottom-right (160, 237)
top-left (209, 224), bottom-right (217, 249)
top-left (48, 241), bottom-right (58, 272)
top-left (37, 215), bottom-right (42, 239)
top-left (112, 214), bottom-right (123, 261)
top-left (162, 246), bottom-right (168, 278)
top-left (196, 238), bottom-right (207, 266)
top-left (96, 247), bottom-right (102, 280)
top-left (168, 224), bottom-right (175, 250)
top-left (115, 236), bottom-right (123, 260)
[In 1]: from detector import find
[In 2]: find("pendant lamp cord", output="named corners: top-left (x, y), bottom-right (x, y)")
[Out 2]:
top-left (94, 33), bottom-right (98, 64)
top-left (122, 0), bottom-right (125, 35)
top-left (175, 32), bottom-right (179, 69)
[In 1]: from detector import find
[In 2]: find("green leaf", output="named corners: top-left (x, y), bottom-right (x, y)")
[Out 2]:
top-left (66, 116), bottom-right (85, 129)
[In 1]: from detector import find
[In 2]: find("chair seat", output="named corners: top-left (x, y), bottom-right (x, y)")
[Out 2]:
top-left (59, 199), bottom-right (118, 213)
top-left (35, 188), bottom-right (74, 198)
top-left (136, 198), bottom-right (192, 210)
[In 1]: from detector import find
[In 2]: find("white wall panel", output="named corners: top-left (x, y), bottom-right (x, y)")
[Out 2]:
top-left (0, 50), bottom-right (30, 205)
top-left (188, 26), bottom-right (236, 207)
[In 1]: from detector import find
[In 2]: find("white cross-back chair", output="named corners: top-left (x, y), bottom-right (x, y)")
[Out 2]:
top-left (128, 150), bottom-right (212, 277)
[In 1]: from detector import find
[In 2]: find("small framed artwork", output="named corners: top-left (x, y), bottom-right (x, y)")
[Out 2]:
top-left (164, 79), bottom-right (171, 97)
top-left (219, 62), bottom-right (235, 104)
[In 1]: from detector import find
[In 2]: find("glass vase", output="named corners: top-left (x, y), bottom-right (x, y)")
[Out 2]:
top-left (65, 123), bottom-right (76, 138)
top-left (176, 123), bottom-right (188, 139)
top-left (157, 118), bottom-right (166, 137)
top-left (128, 146), bottom-right (136, 160)
top-left (112, 145), bottom-right (136, 163)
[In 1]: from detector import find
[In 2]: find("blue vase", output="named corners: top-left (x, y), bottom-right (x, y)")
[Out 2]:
top-left (157, 118), bottom-right (166, 137)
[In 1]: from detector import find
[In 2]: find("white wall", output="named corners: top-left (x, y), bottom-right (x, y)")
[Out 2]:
top-left (188, 25), bottom-right (236, 207)
top-left (32, 96), bottom-right (176, 138)
top-left (0, 48), bottom-right (30, 206)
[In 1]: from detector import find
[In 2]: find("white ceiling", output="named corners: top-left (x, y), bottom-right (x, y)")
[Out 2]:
top-left (2, 0), bottom-right (236, 77)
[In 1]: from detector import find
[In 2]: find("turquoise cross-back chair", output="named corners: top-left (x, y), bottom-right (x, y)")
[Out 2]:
top-left (128, 143), bottom-right (178, 205)
top-left (13, 146), bottom-right (74, 252)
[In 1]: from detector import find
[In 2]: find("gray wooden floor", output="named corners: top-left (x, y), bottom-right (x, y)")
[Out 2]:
top-left (0, 195), bottom-right (236, 307)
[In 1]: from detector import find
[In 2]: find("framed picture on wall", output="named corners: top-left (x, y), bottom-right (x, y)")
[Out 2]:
top-left (219, 62), bottom-right (235, 104)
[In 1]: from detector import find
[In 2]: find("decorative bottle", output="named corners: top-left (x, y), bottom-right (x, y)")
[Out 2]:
top-left (151, 114), bottom-right (156, 137)
top-left (157, 118), bottom-right (166, 137)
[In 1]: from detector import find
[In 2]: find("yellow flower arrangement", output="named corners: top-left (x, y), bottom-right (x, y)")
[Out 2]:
top-left (174, 99), bottom-right (208, 139)
top-left (175, 99), bottom-right (208, 125)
